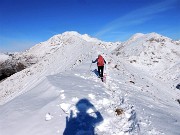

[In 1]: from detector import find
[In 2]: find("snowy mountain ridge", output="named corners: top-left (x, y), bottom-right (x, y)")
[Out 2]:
top-left (0, 31), bottom-right (103, 104)
top-left (0, 31), bottom-right (180, 135)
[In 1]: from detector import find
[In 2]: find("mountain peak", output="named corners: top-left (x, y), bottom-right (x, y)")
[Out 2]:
top-left (62, 31), bottom-right (81, 36)
top-left (131, 33), bottom-right (144, 39)
top-left (49, 31), bottom-right (100, 43)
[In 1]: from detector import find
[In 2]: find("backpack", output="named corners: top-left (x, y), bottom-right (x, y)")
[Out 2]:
top-left (98, 55), bottom-right (104, 66)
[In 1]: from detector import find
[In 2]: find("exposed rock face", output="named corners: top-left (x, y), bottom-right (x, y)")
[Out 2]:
top-left (0, 62), bottom-right (26, 81)
top-left (0, 53), bottom-right (38, 81)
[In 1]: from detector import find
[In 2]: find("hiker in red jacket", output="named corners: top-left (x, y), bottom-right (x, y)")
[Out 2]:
top-left (92, 55), bottom-right (106, 81)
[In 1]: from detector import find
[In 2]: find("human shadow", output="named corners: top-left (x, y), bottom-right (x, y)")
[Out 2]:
top-left (92, 69), bottom-right (99, 77)
top-left (176, 83), bottom-right (180, 90)
top-left (63, 98), bottom-right (103, 135)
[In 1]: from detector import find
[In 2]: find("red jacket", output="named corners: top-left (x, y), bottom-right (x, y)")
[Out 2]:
top-left (92, 55), bottom-right (106, 66)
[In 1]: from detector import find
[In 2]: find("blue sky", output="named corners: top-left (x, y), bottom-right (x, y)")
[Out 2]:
top-left (0, 0), bottom-right (180, 52)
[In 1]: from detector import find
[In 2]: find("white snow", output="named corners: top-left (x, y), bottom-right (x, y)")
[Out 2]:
top-left (0, 31), bottom-right (180, 135)
top-left (45, 113), bottom-right (53, 121)
top-left (60, 103), bottom-right (72, 113)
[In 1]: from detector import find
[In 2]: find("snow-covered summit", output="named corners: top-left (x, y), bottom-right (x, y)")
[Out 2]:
top-left (114, 32), bottom-right (179, 64)
top-left (125, 32), bottom-right (171, 45)
top-left (47, 31), bottom-right (101, 45)
top-left (62, 31), bottom-right (101, 42)
top-left (113, 32), bottom-right (180, 85)
top-left (128, 33), bottom-right (144, 41)
top-left (26, 31), bottom-right (101, 58)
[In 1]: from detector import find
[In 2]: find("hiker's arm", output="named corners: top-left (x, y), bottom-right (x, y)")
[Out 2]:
top-left (95, 111), bottom-right (103, 121)
top-left (92, 58), bottom-right (98, 63)
top-left (89, 103), bottom-right (103, 124)
top-left (104, 59), bottom-right (106, 64)
top-left (93, 107), bottom-right (103, 124)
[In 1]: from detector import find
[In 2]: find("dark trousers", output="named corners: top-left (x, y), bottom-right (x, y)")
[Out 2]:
top-left (98, 66), bottom-right (104, 78)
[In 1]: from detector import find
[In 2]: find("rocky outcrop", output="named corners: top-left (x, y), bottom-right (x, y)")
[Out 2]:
top-left (0, 62), bottom-right (26, 81)
top-left (0, 53), bottom-right (38, 81)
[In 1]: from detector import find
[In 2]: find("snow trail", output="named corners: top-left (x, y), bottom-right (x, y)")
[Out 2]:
top-left (68, 58), bottom-right (141, 135)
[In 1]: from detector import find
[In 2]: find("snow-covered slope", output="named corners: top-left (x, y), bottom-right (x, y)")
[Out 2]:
top-left (0, 32), bottom-right (180, 135)
top-left (113, 33), bottom-right (180, 85)
top-left (0, 31), bottom-right (103, 104)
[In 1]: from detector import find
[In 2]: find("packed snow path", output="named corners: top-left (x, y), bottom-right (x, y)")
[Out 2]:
top-left (0, 56), bottom-right (180, 135)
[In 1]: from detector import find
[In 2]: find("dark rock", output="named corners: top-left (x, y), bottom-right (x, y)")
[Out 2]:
top-left (176, 99), bottom-right (180, 105)
top-left (130, 81), bottom-right (135, 84)
top-left (115, 108), bottom-right (124, 116)
top-left (0, 54), bottom-right (37, 82)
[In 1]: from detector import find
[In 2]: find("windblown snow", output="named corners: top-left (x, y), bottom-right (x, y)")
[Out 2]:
top-left (0, 31), bottom-right (180, 135)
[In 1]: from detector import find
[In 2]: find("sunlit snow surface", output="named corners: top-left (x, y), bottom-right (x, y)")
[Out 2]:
top-left (0, 32), bottom-right (180, 135)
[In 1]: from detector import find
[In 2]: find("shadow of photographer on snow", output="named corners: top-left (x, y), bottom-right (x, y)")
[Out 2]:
top-left (63, 98), bottom-right (103, 135)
